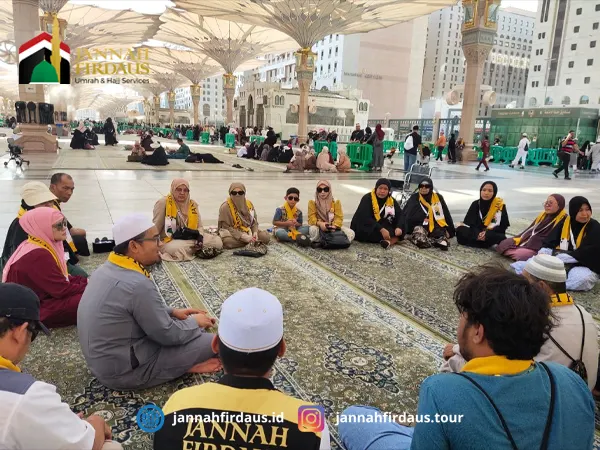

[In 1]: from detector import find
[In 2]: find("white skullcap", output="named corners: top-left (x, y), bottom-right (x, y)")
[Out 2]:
top-left (218, 288), bottom-right (284, 353)
top-left (524, 254), bottom-right (566, 283)
top-left (112, 213), bottom-right (155, 245)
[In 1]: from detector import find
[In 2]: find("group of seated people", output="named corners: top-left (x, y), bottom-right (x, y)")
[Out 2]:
top-left (1, 168), bottom-right (599, 449)
top-left (347, 177), bottom-right (599, 291)
top-left (70, 121), bottom-right (99, 150)
top-left (284, 145), bottom-right (350, 173)
top-left (2, 258), bottom-right (597, 449)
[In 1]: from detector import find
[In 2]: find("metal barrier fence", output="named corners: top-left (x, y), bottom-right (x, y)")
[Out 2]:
top-left (367, 117), bottom-right (491, 143)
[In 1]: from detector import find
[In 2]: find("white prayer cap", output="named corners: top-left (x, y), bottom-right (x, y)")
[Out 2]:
top-left (524, 254), bottom-right (566, 283)
top-left (218, 288), bottom-right (284, 353)
top-left (112, 213), bottom-right (155, 245)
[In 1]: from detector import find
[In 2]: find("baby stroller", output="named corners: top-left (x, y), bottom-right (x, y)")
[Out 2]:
top-left (4, 138), bottom-right (30, 167)
top-left (387, 163), bottom-right (433, 208)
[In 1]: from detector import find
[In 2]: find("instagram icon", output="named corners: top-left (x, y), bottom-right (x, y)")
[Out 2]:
top-left (298, 405), bottom-right (325, 433)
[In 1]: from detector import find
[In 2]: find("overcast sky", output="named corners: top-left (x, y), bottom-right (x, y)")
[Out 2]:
top-left (71, 0), bottom-right (540, 15)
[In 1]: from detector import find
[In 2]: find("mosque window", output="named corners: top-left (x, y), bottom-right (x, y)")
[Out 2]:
top-left (580, 95), bottom-right (590, 104)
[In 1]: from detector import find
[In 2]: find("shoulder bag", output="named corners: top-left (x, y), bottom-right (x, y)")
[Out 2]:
top-left (546, 304), bottom-right (588, 382)
top-left (454, 361), bottom-right (555, 450)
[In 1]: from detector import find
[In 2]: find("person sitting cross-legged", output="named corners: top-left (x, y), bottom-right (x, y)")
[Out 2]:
top-left (153, 178), bottom-right (223, 262)
top-left (403, 177), bottom-right (455, 251)
top-left (338, 265), bottom-right (595, 450)
top-left (497, 194), bottom-right (567, 261)
top-left (0, 283), bottom-right (123, 450)
top-left (167, 138), bottom-right (191, 159)
top-left (308, 180), bottom-right (355, 245)
top-left (442, 255), bottom-right (598, 391)
top-left (1, 182), bottom-right (59, 272)
top-left (455, 181), bottom-right (510, 248)
top-left (77, 214), bottom-right (221, 390)
top-left (351, 178), bottom-right (403, 249)
top-left (512, 196), bottom-right (600, 291)
top-left (50, 172), bottom-right (90, 263)
top-left (154, 288), bottom-right (331, 450)
top-left (218, 183), bottom-right (270, 249)
top-left (2, 208), bottom-right (87, 329)
top-left (273, 188), bottom-right (310, 245)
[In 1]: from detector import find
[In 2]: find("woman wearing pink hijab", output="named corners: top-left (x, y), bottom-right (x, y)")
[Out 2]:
top-left (2, 208), bottom-right (87, 328)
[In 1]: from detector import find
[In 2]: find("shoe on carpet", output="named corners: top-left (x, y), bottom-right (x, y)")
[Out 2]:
top-left (380, 240), bottom-right (391, 250)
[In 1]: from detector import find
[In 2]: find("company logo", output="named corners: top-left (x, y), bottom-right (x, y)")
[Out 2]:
top-left (136, 404), bottom-right (165, 433)
top-left (298, 405), bottom-right (325, 433)
top-left (18, 32), bottom-right (70, 85)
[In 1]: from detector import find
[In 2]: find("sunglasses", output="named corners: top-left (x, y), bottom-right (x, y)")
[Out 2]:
top-left (230, 191), bottom-right (245, 196)
top-left (316, 187), bottom-right (330, 193)
top-left (419, 185), bottom-right (431, 189)
top-left (53, 220), bottom-right (68, 230)
top-left (287, 196), bottom-right (299, 201)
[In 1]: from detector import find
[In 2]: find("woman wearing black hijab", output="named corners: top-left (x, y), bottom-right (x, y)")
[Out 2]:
top-left (361, 127), bottom-right (373, 144)
top-left (532, 197), bottom-right (598, 291)
top-left (350, 178), bottom-right (404, 249)
top-left (403, 177), bottom-right (455, 250)
top-left (455, 181), bottom-right (510, 248)
top-left (103, 117), bottom-right (118, 146)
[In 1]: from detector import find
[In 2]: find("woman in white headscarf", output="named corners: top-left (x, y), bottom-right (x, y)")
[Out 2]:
top-left (316, 146), bottom-right (337, 173)
top-left (69, 121), bottom-right (87, 149)
top-left (153, 178), bottom-right (223, 261)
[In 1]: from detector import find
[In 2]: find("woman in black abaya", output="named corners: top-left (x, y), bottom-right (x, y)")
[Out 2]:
top-left (455, 181), bottom-right (510, 248)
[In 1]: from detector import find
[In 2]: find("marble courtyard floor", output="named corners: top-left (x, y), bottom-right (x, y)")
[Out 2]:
top-left (2, 132), bottom-right (599, 449)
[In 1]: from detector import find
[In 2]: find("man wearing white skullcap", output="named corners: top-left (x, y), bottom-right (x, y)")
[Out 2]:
top-left (78, 214), bottom-right (220, 390)
top-left (155, 288), bottom-right (331, 450)
top-left (441, 254), bottom-right (598, 390)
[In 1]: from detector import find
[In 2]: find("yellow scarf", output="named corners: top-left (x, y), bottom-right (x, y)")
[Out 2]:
top-left (108, 252), bottom-right (150, 278)
top-left (51, 201), bottom-right (77, 253)
top-left (419, 193), bottom-right (448, 233)
top-left (558, 217), bottom-right (588, 250)
top-left (0, 355), bottom-right (20, 372)
top-left (371, 190), bottom-right (394, 221)
top-left (17, 206), bottom-right (27, 218)
top-left (483, 198), bottom-right (504, 229)
top-left (550, 292), bottom-right (574, 307)
top-left (283, 202), bottom-right (300, 240)
top-left (27, 236), bottom-right (68, 280)
top-left (163, 194), bottom-right (199, 243)
top-left (227, 198), bottom-right (254, 233)
top-left (462, 355), bottom-right (534, 376)
top-left (513, 210), bottom-right (567, 246)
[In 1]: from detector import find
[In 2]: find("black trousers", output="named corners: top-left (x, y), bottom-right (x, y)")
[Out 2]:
top-left (436, 146), bottom-right (444, 161)
top-left (554, 151), bottom-right (571, 178)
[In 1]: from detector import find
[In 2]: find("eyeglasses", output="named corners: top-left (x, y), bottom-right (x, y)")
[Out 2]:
top-left (230, 191), bottom-right (245, 196)
top-left (316, 187), bottom-right (330, 193)
top-left (52, 220), bottom-right (67, 230)
top-left (136, 235), bottom-right (161, 244)
top-left (287, 196), bottom-right (299, 201)
top-left (543, 201), bottom-right (556, 207)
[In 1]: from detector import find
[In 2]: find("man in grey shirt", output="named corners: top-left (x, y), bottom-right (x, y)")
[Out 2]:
top-left (78, 214), bottom-right (221, 390)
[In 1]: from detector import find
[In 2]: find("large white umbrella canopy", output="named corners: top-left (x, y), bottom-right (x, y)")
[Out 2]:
top-left (155, 9), bottom-right (296, 74)
top-left (155, 8), bottom-right (296, 123)
top-left (0, 2), bottom-right (161, 64)
top-left (140, 47), bottom-right (222, 85)
top-left (172, 0), bottom-right (458, 140)
top-left (139, 46), bottom-right (223, 124)
top-left (172, 0), bottom-right (458, 48)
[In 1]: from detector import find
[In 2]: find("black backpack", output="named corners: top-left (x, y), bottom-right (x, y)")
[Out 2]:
top-left (546, 304), bottom-right (588, 382)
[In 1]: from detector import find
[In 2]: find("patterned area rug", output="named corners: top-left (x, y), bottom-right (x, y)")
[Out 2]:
top-left (14, 235), bottom-right (600, 449)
